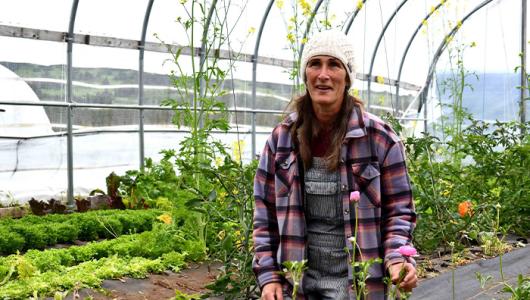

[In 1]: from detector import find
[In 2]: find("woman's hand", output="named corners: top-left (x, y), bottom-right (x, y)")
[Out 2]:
top-left (261, 282), bottom-right (284, 300)
top-left (388, 262), bottom-right (418, 292)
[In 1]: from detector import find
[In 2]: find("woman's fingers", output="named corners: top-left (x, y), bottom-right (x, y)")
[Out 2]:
top-left (261, 282), bottom-right (284, 300)
top-left (399, 263), bottom-right (418, 291)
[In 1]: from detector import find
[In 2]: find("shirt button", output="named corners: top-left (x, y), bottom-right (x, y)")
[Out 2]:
top-left (344, 209), bottom-right (350, 215)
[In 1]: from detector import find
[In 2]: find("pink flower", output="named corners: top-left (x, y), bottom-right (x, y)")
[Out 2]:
top-left (398, 245), bottom-right (419, 257)
top-left (350, 191), bottom-right (360, 202)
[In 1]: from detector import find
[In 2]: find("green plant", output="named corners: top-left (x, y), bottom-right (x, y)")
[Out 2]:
top-left (475, 271), bottom-right (493, 289)
top-left (0, 229), bottom-right (24, 255)
top-left (406, 119), bottom-right (530, 253)
top-left (347, 194), bottom-right (382, 299)
top-left (173, 289), bottom-right (202, 300)
top-left (502, 274), bottom-right (530, 299)
top-left (281, 260), bottom-right (307, 298)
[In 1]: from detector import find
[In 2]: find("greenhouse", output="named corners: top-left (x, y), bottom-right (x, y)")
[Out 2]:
top-left (0, 0), bottom-right (528, 299)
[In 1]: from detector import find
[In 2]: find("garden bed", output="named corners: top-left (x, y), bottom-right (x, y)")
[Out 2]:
top-left (43, 262), bottom-right (223, 300)
top-left (39, 239), bottom-right (528, 300)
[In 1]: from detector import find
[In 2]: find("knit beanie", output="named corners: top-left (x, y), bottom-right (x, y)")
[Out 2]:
top-left (300, 30), bottom-right (356, 88)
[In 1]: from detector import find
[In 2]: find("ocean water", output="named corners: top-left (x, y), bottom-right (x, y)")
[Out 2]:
top-left (436, 72), bottom-right (528, 122)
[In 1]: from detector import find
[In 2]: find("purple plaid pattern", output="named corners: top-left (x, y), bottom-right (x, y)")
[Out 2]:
top-left (253, 107), bottom-right (416, 300)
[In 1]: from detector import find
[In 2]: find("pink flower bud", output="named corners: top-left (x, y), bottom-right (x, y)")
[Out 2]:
top-left (398, 245), bottom-right (419, 257)
top-left (350, 191), bottom-right (360, 202)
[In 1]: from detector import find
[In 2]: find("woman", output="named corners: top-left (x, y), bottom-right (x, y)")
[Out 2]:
top-left (253, 30), bottom-right (417, 300)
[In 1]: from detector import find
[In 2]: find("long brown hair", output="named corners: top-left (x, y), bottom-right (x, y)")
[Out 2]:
top-left (288, 91), bottom-right (364, 171)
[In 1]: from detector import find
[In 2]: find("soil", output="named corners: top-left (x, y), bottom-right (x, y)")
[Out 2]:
top-left (48, 262), bottom-right (224, 300)
top-left (416, 234), bottom-right (528, 282)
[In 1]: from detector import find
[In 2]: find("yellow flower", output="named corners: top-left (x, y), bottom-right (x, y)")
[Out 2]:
top-left (276, 0), bottom-right (284, 9)
top-left (179, 0), bottom-right (187, 4)
top-left (215, 157), bottom-right (223, 167)
top-left (422, 19), bottom-right (428, 27)
top-left (470, 41), bottom-right (477, 47)
top-left (301, 37), bottom-right (308, 44)
top-left (287, 33), bottom-right (296, 44)
top-left (248, 27), bottom-right (256, 34)
top-left (299, 0), bottom-right (312, 16)
top-left (376, 75), bottom-right (385, 84)
top-left (430, 5), bottom-right (436, 14)
top-left (356, 0), bottom-right (364, 10)
top-left (231, 140), bottom-right (246, 162)
top-left (445, 35), bottom-right (453, 44)
top-left (157, 213), bottom-right (173, 225)
top-left (351, 88), bottom-right (360, 97)
top-left (457, 20), bottom-right (462, 29)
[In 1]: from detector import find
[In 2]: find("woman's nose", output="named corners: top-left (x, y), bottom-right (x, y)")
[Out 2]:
top-left (317, 66), bottom-right (331, 80)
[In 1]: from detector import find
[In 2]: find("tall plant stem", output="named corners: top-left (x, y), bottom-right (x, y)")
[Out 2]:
top-left (425, 144), bottom-right (448, 244)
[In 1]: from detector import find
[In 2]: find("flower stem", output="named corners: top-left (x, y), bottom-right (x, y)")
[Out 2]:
top-left (499, 253), bottom-right (505, 282)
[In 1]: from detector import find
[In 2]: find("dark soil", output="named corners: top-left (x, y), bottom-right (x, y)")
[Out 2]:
top-left (416, 234), bottom-right (528, 281)
top-left (47, 262), bottom-right (223, 300)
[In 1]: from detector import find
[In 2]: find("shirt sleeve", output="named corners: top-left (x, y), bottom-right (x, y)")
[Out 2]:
top-left (380, 139), bottom-right (417, 270)
top-left (252, 134), bottom-right (282, 288)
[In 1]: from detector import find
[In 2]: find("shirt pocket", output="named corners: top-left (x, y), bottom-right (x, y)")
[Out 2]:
top-left (351, 162), bottom-right (381, 208)
top-left (275, 152), bottom-right (298, 197)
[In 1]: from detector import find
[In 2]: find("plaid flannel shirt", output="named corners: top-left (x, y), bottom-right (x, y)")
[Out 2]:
top-left (253, 106), bottom-right (416, 300)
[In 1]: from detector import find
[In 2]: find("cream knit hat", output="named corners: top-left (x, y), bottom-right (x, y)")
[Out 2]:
top-left (300, 30), bottom-right (356, 88)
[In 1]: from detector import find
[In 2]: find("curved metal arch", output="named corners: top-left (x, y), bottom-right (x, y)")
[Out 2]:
top-left (297, 0), bottom-right (325, 61)
top-left (199, 0), bottom-right (219, 98)
top-left (66, 0), bottom-right (79, 206)
top-left (395, 1), bottom-right (445, 112)
top-left (366, 0), bottom-right (409, 109)
top-left (294, 0), bottom-right (325, 87)
top-left (343, 0), bottom-right (369, 34)
top-left (251, 0), bottom-right (275, 157)
top-left (418, 0), bottom-right (494, 113)
top-left (138, 0), bottom-right (155, 170)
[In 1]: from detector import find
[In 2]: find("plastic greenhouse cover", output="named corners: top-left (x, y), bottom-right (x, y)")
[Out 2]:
top-left (0, 0), bottom-right (528, 204)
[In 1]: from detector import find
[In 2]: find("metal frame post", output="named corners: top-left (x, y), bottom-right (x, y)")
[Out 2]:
top-left (251, 0), bottom-right (275, 159)
top-left (418, 0), bottom-right (494, 113)
top-left (395, 2), bottom-right (445, 116)
top-left (366, 0), bottom-right (408, 110)
top-left (521, 0), bottom-right (527, 129)
top-left (66, 0), bottom-right (79, 207)
top-left (139, 0), bottom-right (155, 170)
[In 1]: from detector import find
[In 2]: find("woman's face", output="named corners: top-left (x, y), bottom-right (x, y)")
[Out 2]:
top-left (305, 55), bottom-right (348, 113)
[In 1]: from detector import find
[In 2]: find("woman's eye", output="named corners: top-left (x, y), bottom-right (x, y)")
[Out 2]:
top-left (308, 61), bottom-right (320, 67)
top-left (329, 61), bottom-right (341, 68)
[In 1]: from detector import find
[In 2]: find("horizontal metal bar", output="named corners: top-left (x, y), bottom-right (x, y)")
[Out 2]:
top-left (0, 99), bottom-right (286, 114)
top-left (0, 128), bottom-right (275, 140)
top-left (0, 24), bottom-right (294, 69)
top-left (0, 24), bottom-right (423, 91)
top-left (0, 100), bottom-right (428, 119)
top-left (357, 73), bottom-right (421, 91)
